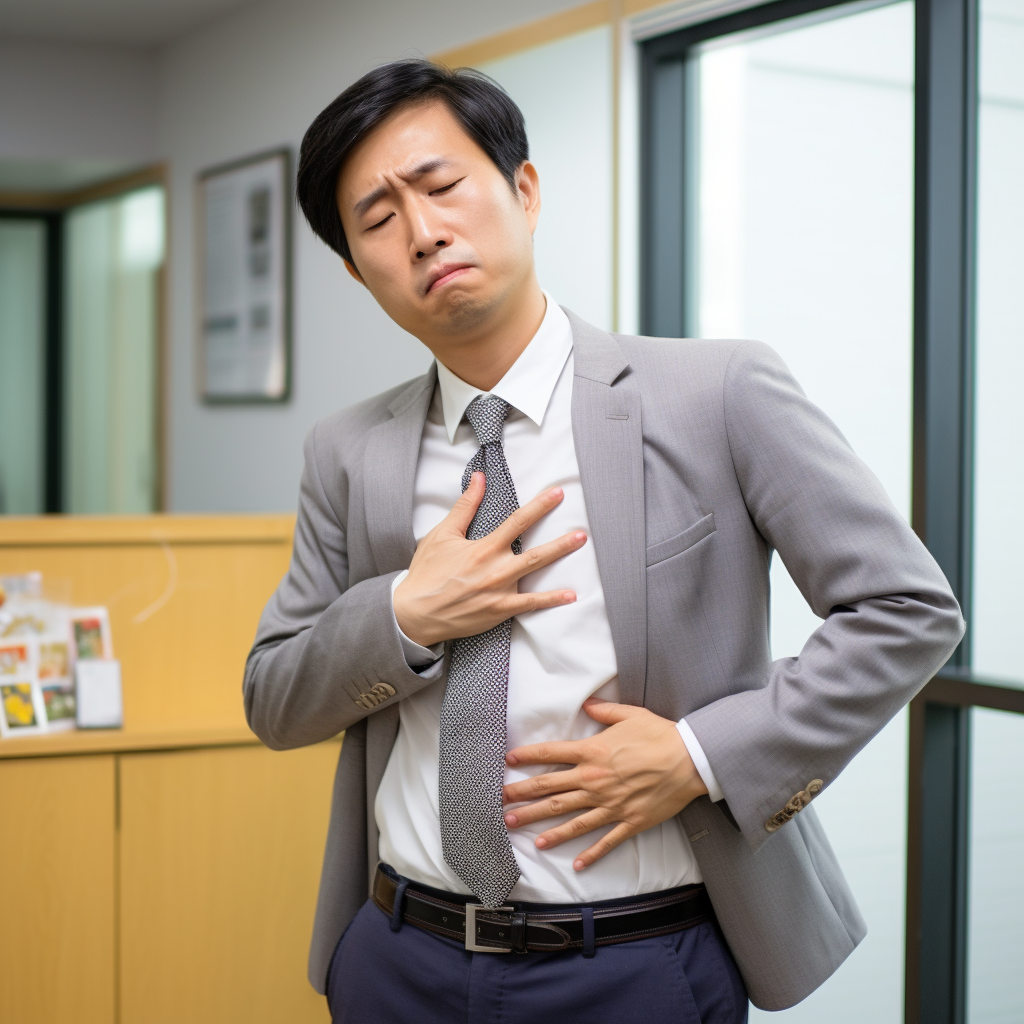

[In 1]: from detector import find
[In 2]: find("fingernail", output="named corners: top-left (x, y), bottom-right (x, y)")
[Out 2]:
top-left (536, 837), bottom-right (548, 848)
top-left (506, 753), bottom-right (518, 766)
top-left (584, 696), bottom-right (605, 705)
top-left (574, 859), bottom-right (585, 871)
top-left (505, 813), bottom-right (518, 827)
top-left (551, 488), bottom-right (563, 498)
top-left (574, 532), bottom-right (586, 542)
top-left (564, 591), bottom-right (576, 603)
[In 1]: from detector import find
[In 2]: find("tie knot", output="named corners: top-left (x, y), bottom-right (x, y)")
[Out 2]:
top-left (465, 395), bottom-right (511, 446)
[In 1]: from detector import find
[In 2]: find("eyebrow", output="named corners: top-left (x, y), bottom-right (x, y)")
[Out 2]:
top-left (352, 157), bottom-right (453, 218)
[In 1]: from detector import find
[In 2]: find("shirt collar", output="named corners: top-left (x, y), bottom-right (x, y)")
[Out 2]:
top-left (434, 292), bottom-right (573, 444)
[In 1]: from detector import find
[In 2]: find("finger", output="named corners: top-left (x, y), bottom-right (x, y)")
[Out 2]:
top-left (509, 530), bottom-right (588, 580)
top-left (506, 740), bottom-right (588, 769)
top-left (572, 822), bottom-right (636, 869)
top-left (489, 487), bottom-right (565, 548)
top-left (581, 698), bottom-right (646, 726)
top-left (504, 790), bottom-right (594, 828)
top-left (501, 589), bottom-right (578, 617)
top-left (446, 471), bottom-right (486, 536)
top-left (503, 766), bottom-right (585, 805)
top-left (534, 808), bottom-right (616, 850)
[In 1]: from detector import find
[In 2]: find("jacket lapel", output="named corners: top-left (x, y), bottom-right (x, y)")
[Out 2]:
top-left (565, 310), bottom-right (648, 707)
top-left (362, 365), bottom-right (437, 574)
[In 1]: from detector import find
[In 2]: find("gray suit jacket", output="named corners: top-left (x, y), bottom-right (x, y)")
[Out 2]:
top-left (244, 311), bottom-right (964, 1010)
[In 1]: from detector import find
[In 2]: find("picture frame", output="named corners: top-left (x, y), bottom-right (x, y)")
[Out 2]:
top-left (197, 147), bottom-right (292, 403)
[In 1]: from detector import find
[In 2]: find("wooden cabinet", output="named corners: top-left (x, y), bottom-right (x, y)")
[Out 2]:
top-left (119, 744), bottom-right (335, 1024)
top-left (0, 755), bottom-right (116, 1024)
top-left (0, 516), bottom-right (334, 1023)
top-left (0, 741), bottom-right (335, 1024)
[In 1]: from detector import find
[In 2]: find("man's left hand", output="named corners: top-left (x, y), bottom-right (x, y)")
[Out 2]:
top-left (502, 698), bottom-right (709, 871)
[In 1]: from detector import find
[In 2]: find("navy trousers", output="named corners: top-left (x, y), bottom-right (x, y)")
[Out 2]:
top-left (327, 896), bottom-right (748, 1023)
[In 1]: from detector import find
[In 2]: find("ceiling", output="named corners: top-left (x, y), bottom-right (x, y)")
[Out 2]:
top-left (0, 0), bottom-right (256, 46)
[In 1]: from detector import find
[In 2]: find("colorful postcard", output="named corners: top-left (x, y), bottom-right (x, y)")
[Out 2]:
top-left (39, 639), bottom-right (70, 680)
top-left (41, 679), bottom-right (77, 730)
top-left (71, 608), bottom-right (113, 660)
top-left (0, 641), bottom-right (35, 678)
top-left (0, 680), bottom-right (48, 738)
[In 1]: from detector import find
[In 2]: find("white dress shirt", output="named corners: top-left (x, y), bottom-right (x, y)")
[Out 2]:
top-left (375, 295), bottom-right (721, 903)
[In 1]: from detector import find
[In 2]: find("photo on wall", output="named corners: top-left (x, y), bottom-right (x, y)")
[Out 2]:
top-left (197, 148), bottom-right (292, 403)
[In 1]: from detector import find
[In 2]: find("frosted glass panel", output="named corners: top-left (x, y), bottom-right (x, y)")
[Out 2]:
top-left (968, 707), bottom-right (1024, 1024)
top-left (479, 26), bottom-right (613, 330)
top-left (688, 3), bottom-right (914, 1020)
top-left (0, 219), bottom-right (46, 514)
top-left (64, 186), bottom-right (164, 513)
top-left (972, 0), bottom-right (1024, 686)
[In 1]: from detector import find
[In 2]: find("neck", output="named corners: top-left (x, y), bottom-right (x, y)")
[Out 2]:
top-left (425, 278), bottom-right (547, 391)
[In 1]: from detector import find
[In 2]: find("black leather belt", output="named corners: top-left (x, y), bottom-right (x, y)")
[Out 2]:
top-left (372, 865), bottom-right (715, 954)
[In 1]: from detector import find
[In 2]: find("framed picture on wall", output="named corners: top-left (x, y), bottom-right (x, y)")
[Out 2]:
top-left (197, 148), bottom-right (292, 402)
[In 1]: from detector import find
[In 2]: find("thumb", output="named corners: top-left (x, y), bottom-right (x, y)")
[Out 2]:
top-left (447, 471), bottom-right (485, 536)
top-left (583, 697), bottom-right (642, 725)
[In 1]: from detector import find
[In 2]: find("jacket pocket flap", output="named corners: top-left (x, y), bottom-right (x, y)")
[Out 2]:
top-left (646, 513), bottom-right (716, 567)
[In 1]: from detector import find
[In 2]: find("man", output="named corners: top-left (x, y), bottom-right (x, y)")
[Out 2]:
top-left (245, 59), bottom-right (963, 1023)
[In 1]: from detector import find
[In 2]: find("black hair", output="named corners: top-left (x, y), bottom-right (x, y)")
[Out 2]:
top-left (296, 59), bottom-right (529, 263)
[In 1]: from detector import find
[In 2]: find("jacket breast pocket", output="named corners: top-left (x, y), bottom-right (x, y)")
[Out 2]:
top-left (646, 512), bottom-right (716, 567)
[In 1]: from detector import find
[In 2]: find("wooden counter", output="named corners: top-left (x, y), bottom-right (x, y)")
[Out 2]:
top-left (0, 515), bottom-right (334, 1024)
top-left (0, 513), bottom-right (296, 733)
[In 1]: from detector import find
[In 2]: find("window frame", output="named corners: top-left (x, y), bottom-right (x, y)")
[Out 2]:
top-left (640, 0), bottom-right (1019, 1020)
top-left (0, 207), bottom-right (64, 513)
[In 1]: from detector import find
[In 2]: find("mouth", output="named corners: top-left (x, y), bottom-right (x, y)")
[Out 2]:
top-left (425, 262), bottom-right (474, 295)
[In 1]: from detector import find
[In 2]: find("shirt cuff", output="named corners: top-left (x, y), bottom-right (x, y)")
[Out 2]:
top-left (676, 717), bottom-right (725, 803)
top-left (391, 571), bottom-right (445, 667)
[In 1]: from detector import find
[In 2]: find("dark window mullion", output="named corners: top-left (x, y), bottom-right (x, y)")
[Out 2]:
top-left (44, 212), bottom-right (63, 514)
top-left (906, 0), bottom-right (979, 1021)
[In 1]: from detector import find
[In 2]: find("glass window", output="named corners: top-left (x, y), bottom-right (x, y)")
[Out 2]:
top-left (968, 707), bottom-right (1024, 1023)
top-left (64, 186), bottom-right (164, 513)
top-left (0, 218), bottom-right (46, 514)
top-left (972, 0), bottom-right (1024, 686)
top-left (687, 4), bottom-right (915, 1021)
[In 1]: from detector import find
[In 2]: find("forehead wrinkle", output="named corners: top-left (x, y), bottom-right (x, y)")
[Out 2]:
top-left (352, 157), bottom-right (452, 218)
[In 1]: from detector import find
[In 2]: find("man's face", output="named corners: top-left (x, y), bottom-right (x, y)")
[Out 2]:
top-left (336, 98), bottom-right (540, 344)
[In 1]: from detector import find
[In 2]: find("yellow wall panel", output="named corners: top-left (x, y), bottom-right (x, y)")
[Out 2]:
top-left (118, 742), bottom-right (337, 1024)
top-left (0, 755), bottom-right (115, 1024)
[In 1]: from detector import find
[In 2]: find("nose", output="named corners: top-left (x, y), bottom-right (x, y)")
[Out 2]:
top-left (409, 200), bottom-right (453, 260)
top-left (416, 239), bottom-right (446, 259)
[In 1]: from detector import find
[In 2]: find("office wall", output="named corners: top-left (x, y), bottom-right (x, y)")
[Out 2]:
top-left (0, 39), bottom-right (157, 165)
top-left (156, 0), bottom-right (591, 512)
top-left (478, 26), bottom-right (614, 331)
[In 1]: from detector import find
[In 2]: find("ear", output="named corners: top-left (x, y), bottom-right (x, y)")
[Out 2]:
top-left (343, 259), bottom-right (366, 286)
top-left (515, 161), bottom-right (542, 235)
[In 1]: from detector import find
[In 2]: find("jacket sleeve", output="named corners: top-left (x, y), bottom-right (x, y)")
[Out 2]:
top-left (243, 421), bottom-right (445, 751)
top-left (684, 340), bottom-right (965, 852)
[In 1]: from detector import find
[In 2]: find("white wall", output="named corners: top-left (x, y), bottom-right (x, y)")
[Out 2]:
top-left (479, 27), bottom-right (614, 331)
top-left (0, 38), bottom-right (157, 165)
top-left (155, 0), bottom-right (588, 511)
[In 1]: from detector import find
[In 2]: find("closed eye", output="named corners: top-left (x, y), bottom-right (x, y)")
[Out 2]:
top-left (366, 212), bottom-right (394, 231)
top-left (430, 177), bottom-right (464, 196)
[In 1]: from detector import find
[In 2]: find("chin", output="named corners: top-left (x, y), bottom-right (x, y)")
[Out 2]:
top-left (436, 288), bottom-right (495, 335)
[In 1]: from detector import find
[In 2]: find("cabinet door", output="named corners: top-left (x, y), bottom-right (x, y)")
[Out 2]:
top-left (118, 743), bottom-right (337, 1024)
top-left (0, 755), bottom-right (115, 1024)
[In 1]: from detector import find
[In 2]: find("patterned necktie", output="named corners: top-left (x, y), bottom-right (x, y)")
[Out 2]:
top-left (439, 395), bottom-right (522, 906)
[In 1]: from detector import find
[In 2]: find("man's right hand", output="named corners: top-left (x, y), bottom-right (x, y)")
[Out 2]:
top-left (393, 471), bottom-right (586, 648)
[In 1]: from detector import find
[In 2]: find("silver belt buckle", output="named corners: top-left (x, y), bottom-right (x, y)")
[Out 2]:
top-left (464, 904), bottom-right (514, 952)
